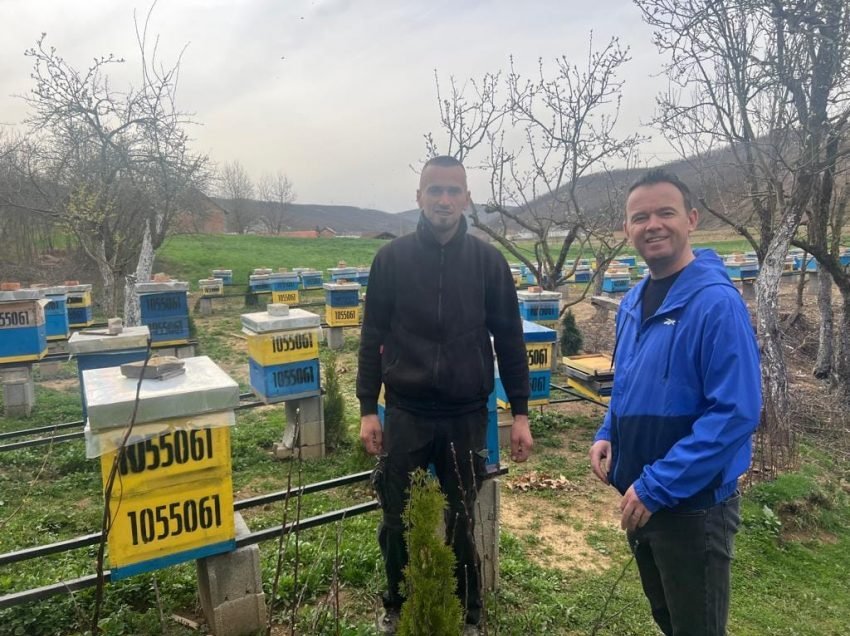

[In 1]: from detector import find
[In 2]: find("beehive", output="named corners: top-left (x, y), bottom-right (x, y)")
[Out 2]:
top-left (82, 356), bottom-right (240, 579)
top-left (242, 304), bottom-right (322, 403)
top-left (136, 281), bottom-right (190, 345)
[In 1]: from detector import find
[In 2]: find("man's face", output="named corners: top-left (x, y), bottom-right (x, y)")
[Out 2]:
top-left (417, 164), bottom-right (470, 237)
top-left (624, 182), bottom-right (698, 274)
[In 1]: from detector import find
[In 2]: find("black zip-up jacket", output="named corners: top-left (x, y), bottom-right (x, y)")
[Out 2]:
top-left (357, 213), bottom-right (529, 417)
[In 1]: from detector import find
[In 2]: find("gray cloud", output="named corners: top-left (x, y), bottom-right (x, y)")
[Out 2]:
top-left (0, 0), bottom-right (672, 211)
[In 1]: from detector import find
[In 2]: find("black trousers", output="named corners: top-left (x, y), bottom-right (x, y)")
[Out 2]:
top-left (373, 404), bottom-right (489, 625)
top-left (627, 494), bottom-right (742, 636)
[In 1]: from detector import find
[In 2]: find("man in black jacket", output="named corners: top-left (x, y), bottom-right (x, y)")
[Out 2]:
top-left (357, 155), bottom-right (533, 634)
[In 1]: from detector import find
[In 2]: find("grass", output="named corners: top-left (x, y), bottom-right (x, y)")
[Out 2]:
top-left (1, 236), bottom-right (850, 634)
top-left (156, 231), bottom-right (763, 291)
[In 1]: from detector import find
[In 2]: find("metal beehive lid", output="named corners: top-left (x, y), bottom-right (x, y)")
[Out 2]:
top-left (241, 307), bottom-right (321, 333)
top-left (83, 355), bottom-right (240, 430)
top-left (517, 289), bottom-right (560, 302)
top-left (69, 326), bottom-right (151, 354)
top-left (0, 288), bottom-right (45, 301)
top-left (522, 319), bottom-right (558, 343)
top-left (322, 282), bottom-right (360, 291)
top-left (135, 281), bottom-right (189, 293)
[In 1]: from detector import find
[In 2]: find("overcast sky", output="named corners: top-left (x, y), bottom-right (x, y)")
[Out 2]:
top-left (0, 0), bottom-right (676, 212)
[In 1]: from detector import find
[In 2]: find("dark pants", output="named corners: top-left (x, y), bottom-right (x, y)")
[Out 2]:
top-left (627, 494), bottom-right (741, 636)
top-left (374, 404), bottom-right (488, 625)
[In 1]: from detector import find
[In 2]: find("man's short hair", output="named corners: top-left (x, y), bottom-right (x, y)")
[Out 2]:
top-left (423, 155), bottom-right (466, 172)
top-left (628, 169), bottom-right (695, 212)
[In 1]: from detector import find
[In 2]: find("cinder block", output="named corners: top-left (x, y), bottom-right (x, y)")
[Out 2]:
top-left (274, 396), bottom-right (325, 459)
top-left (205, 594), bottom-right (266, 636)
top-left (197, 513), bottom-right (266, 636)
top-left (1, 366), bottom-right (35, 418)
top-left (326, 326), bottom-right (345, 350)
top-left (176, 344), bottom-right (197, 359)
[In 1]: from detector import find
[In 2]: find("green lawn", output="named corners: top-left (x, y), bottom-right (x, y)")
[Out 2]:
top-left (0, 235), bottom-right (848, 634)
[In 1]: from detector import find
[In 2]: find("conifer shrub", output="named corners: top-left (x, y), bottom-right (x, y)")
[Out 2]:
top-left (397, 469), bottom-right (464, 636)
top-left (323, 352), bottom-right (346, 450)
top-left (560, 309), bottom-right (583, 356)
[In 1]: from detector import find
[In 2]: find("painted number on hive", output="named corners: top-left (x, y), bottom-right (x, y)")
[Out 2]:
top-left (126, 494), bottom-right (222, 546)
top-left (0, 310), bottom-right (31, 328)
top-left (271, 333), bottom-right (314, 353)
top-left (531, 376), bottom-right (548, 393)
top-left (272, 366), bottom-right (315, 388)
top-left (334, 310), bottom-right (356, 320)
top-left (527, 347), bottom-right (548, 368)
top-left (119, 429), bottom-right (214, 475)
top-left (149, 320), bottom-right (186, 336)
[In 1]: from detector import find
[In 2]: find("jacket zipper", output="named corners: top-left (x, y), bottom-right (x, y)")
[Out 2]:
top-left (433, 248), bottom-right (445, 384)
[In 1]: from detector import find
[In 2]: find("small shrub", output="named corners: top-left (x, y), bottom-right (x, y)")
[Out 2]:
top-left (323, 352), bottom-right (346, 450)
top-left (398, 469), bottom-right (464, 636)
top-left (560, 309), bottom-right (583, 356)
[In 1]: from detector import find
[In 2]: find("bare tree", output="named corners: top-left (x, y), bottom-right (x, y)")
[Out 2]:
top-left (15, 7), bottom-right (207, 317)
top-left (636, 0), bottom-right (850, 466)
top-left (219, 161), bottom-right (256, 234)
top-left (427, 36), bottom-right (642, 308)
top-left (257, 171), bottom-right (295, 235)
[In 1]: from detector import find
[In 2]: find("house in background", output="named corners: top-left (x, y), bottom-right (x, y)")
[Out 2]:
top-left (278, 227), bottom-right (338, 238)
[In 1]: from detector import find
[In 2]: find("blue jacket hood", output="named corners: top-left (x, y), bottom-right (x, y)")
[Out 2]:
top-left (620, 249), bottom-right (736, 322)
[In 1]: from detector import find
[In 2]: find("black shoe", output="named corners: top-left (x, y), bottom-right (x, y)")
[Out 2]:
top-left (377, 608), bottom-right (400, 634)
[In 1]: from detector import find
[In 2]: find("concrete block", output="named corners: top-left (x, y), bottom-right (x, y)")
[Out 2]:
top-left (1, 365), bottom-right (34, 418)
top-left (198, 297), bottom-right (213, 316)
top-left (175, 344), bottom-right (197, 359)
top-left (804, 272), bottom-right (820, 297)
top-left (740, 281), bottom-right (756, 302)
top-left (474, 478), bottom-right (500, 592)
top-left (326, 326), bottom-right (345, 350)
top-left (197, 513), bottom-right (266, 636)
top-left (274, 396), bottom-right (326, 459)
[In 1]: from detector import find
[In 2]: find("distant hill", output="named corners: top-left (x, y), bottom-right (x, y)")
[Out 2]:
top-left (210, 152), bottom-right (744, 236)
top-left (210, 198), bottom-right (417, 235)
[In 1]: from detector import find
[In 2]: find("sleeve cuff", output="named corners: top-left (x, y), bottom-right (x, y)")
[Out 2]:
top-left (634, 477), bottom-right (663, 514)
top-left (510, 398), bottom-right (528, 417)
top-left (359, 399), bottom-right (378, 417)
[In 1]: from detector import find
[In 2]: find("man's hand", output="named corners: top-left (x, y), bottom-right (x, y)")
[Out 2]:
top-left (589, 440), bottom-right (611, 485)
top-left (510, 415), bottom-right (533, 462)
top-left (619, 484), bottom-right (652, 531)
top-left (359, 414), bottom-right (383, 455)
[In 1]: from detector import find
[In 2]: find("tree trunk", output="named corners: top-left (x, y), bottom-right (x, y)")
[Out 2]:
top-left (836, 286), bottom-right (850, 402)
top-left (813, 273), bottom-right (833, 379)
top-left (755, 234), bottom-right (796, 472)
top-left (91, 239), bottom-right (117, 318)
top-left (124, 220), bottom-right (155, 326)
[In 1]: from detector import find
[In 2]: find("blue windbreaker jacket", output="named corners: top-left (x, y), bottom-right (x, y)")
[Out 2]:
top-left (594, 250), bottom-right (761, 512)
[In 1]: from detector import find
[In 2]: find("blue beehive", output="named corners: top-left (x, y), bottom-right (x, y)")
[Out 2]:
top-left (249, 358), bottom-right (320, 402)
top-left (602, 271), bottom-right (631, 293)
top-left (0, 287), bottom-right (48, 364)
top-left (249, 273), bottom-right (271, 292)
top-left (43, 286), bottom-right (71, 342)
top-left (725, 258), bottom-right (760, 281)
top-left (355, 267), bottom-right (370, 287)
top-left (517, 289), bottom-right (560, 323)
top-left (242, 304), bottom-right (322, 404)
top-left (69, 325), bottom-right (150, 417)
top-left (328, 266), bottom-right (357, 282)
top-left (616, 255), bottom-right (638, 268)
top-left (792, 255), bottom-right (818, 272)
top-left (269, 271), bottom-right (300, 291)
top-left (298, 269), bottom-right (324, 289)
top-left (211, 269), bottom-right (233, 286)
top-left (136, 281), bottom-right (190, 345)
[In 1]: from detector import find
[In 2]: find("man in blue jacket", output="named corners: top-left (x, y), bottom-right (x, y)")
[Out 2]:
top-left (590, 170), bottom-right (761, 636)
